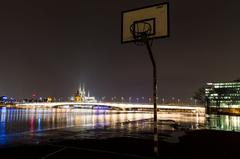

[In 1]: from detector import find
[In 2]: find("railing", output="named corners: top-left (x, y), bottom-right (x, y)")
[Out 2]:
top-left (15, 102), bottom-right (205, 114)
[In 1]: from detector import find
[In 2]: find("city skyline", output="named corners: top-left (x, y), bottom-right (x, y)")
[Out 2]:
top-left (0, 0), bottom-right (239, 100)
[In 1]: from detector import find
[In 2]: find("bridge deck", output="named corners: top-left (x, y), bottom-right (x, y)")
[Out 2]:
top-left (16, 102), bottom-right (205, 114)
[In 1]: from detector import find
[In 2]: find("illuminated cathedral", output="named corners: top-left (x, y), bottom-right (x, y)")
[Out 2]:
top-left (74, 84), bottom-right (96, 102)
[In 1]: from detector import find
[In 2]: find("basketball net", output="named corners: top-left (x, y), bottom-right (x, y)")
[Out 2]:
top-left (130, 22), bottom-right (154, 46)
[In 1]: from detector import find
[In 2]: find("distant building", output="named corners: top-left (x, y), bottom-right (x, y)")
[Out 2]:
top-left (0, 96), bottom-right (16, 104)
top-left (205, 82), bottom-right (240, 108)
top-left (47, 97), bottom-right (53, 102)
top-left (73, 84), bottom-right (97, 103)
top-left (0, 96), bottom-right (8, 102)
top-left (74, 90), bottom-right (81, 102)
top-left (85, 96), bottom-right (97, 103)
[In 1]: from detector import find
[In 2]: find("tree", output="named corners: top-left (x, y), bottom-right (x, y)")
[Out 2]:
top-left (193, 87), bottom-right (207, 105)
top-left (233, 78), bottom-right (240, 82)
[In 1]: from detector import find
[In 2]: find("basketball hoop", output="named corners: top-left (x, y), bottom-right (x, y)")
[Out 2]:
top-left (121, 3), bottom-right (169, 156)
top-left (130, 22), bottom-right (154, 46)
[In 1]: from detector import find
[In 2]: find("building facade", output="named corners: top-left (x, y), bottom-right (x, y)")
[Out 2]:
top-left (205, 82), bottom-right (240, 108)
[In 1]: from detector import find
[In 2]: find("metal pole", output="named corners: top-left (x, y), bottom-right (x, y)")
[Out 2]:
top-left (144, 35), bottom-right (158, 157)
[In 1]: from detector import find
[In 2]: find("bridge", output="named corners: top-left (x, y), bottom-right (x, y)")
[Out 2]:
top-left (16, 102), bottom-right (205, 114)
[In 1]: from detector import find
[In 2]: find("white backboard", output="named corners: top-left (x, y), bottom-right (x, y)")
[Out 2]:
top-left (121, 2), bottom-right (169, 43)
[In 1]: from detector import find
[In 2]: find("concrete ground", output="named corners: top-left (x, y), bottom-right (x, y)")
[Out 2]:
top-left (1, 129), bottom-right (240, 159)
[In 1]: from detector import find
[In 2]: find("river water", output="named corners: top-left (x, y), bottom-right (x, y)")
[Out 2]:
top-left (0, 107), bottom-right (239, 146)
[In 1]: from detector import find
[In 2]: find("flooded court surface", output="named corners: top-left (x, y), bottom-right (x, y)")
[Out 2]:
top-left (0, 107), bottom-right (238, 146)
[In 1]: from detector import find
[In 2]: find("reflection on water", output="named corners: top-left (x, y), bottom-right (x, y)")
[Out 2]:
top-left (206, 114), bottom-right (240, 132)
top-left (0, 107), bottom-right (153, 145)
top-left (1, 107), bottom-right (239, 146)
top-left (0, 108), bottom-right (151, 134)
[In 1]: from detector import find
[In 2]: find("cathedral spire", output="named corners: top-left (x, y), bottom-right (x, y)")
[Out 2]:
top-left (88, 90), bottom-right (90, 97)
top-left (79, 83), bottom-right (82, 93)
top-left (83, 83), bottom-right (85, 95)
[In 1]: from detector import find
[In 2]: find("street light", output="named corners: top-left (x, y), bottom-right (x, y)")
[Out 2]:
top-left (172, 97), bottom-right (175, 104)
top-left (190, 97), bottom-right (193, 105)
top-left (129, 97), bottom-right (132, 103)
top-left (149, 97), bottom-right (151, 103)
top-left (136, 97), bottom-right (139, 103)
top-left (162, 98), bottom-right (165, 104)
top-left (121, 96), bottom-right (124, 103)
top-left (177, 98), bottom-right (180, 105)
top-left (102, 96), bottom-right (106, 102)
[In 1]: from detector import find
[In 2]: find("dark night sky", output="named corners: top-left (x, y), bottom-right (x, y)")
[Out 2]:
top-left (0, 0), bottom-right (239, 101)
